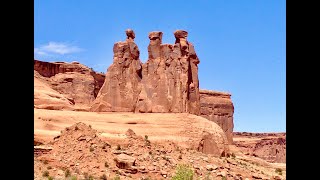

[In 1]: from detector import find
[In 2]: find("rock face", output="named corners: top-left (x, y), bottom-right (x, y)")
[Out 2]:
top-left (233, 132), bottom-right (286, 163)
top-left (90, 29), bottom-right (143, 112)
top-left (92, 29), bottom-right (200, 115)
top-left (135, 30), bottom-right (200, 114)
top-left (114, 154), bottom-right (136, 169)
top-left (200, 90), bottom-right (234, 144)
top-left (34, 60), bottom-right (105, 110)
top-left (34, 70), bottom-right (74, 110)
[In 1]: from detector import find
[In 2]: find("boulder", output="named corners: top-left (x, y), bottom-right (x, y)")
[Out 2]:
top-left (114, 154), bottom-right (136, 169)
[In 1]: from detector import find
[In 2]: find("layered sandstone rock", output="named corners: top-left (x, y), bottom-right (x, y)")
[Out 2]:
top-left (200, 90), bottom-right (234, 144)
top-left (233, 132), bottom-right (286, 163)
top-left (90, 29), bottom-right (143, 112)
top-left (91, 29), bottom-right (200, 114)
top-left (34, 60), bottom-right (105, 110)
top-left (135, 30), bottom-right (200, 114)
top-left (34, 70), bottom-right (74, 110)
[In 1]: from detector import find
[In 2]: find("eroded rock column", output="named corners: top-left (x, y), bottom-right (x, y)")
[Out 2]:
top-left (135, 30), bottom-right (200, 114)
top-left (90, 29), bottom-right (142, 112)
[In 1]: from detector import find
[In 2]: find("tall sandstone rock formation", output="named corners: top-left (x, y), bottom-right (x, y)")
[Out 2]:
top-left (90, 29), bottom-right (143, 112)
top-left (91, 29), bottom-right (200, 114)
top-left (135, 30), bottom-right (200, 114)
top-left (200, 90), bottom-right (234, 144)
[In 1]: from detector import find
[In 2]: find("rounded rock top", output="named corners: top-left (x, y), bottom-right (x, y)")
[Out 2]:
top-left (174, 30), bottom-right (188, 38)
top-left (125, 29), bottom-right (135, 39)
top-left (148, 31), bottom-right (163, 40)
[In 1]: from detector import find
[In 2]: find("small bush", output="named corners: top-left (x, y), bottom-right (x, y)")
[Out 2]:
top-left (84, 172), bottom-right (94, 180)
top-left (231, 153), bottom-right (236, 158)
top-left (116, 144), bottom-right (121, 150)
top-left (222, 176), bottom-right (227, 180)
top-left (71, 176), bottom-right (78, 180)
top-left (65, 169), bottom-right (71, 177)
top-left (43, 160), bottom-right (48, 165)
top-left (100, 174), bottom-right (107, 180)
top-left (90, 147), bottom-right (95, 152)
top-left (275, 168), bottom-right (282, 175)
top-left (42, 170), bottom-right (49, 177)
top-left (178, 154), bottom-right (182, 159)
top-left (105, 161), bottom-right (109, 168)
top-left (145, 135), bottom-right (151, 146)
top-left (75, 126), bottom-right (79, 130)
top-left (48, 176), bottom-right (54, 180)
top-left (47, 166), bottom-right (52, 170)
top-left (113, 175), bottom-right (120, 180)
top-left (172, 164), bottom-right (194, 180)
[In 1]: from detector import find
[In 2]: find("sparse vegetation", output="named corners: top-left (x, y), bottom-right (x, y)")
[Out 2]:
top-left (84, 173), bottom-right (94, 180)
top-left (47, 166), bottom-right (52, 170)
top-left (105, 161), bottom-right (109, 168)
top-left (90, 147), bottom-right (95, 152)
top-left (204, 172), bottom-right (212, 180)
top-left (178, 154), bottom-right (182, 159)
top-left (222, 176), bottom-right (227, 180)
top-left (71, 176), bottom-right (78, 180)
top-left (48, 176), bottom-right (54, 180)
top-left (42, 170), bottom-right (49, 177)
top-left (113, 175), bottom-right (120, 180)
top-left (100, 174), bottom-right (107, 180)
top-left (145, 135), bottom-right (151, 146)
top-left (172, 164), bottom-right (194, 180)
top-left (275, 168), bottom-right (283, 175)
top-left (65, 169), bottom-right (71, 177)
top-left (43, 160), bottom-right (48, 165)
top-left (231, 153), bottom-right (236, 159)
top-left (116, 144), bottom-right (121, 150)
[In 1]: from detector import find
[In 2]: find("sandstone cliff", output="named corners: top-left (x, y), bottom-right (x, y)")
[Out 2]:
top-left (91, 29), bottom-right (200, 114)
top-left (200, 90), bottom-right (234, 144)
top-left (34, 60), bottom-right (105, 110)
top-left (90, 29), bottom-right (143, 112)
top-left (135, 30), bottom-right (200, 114)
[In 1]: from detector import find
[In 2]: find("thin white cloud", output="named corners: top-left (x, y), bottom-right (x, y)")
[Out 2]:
top-left (34, 48), bottom-right (48, 56)
top-left (34, 42), bottom-right (84, 58)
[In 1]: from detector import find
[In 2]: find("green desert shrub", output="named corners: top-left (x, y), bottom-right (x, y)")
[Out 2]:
top-left (172, 164), bottom-right (194, 180)
top-left (65, 169), bottom-right (71, 177)
top-left (42, 170), bottom-right (49, 177)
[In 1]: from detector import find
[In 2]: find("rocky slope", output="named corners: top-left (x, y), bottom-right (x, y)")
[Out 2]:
top-left (34, 109), bottom-right (230, 157)
top-left (34, 122), bottom-right (286, 180)
top-left (233, 132), bottom-right (286, 163)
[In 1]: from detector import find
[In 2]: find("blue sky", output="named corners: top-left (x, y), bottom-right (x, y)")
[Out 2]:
top-left (34, 0), bottom-right (286, 132)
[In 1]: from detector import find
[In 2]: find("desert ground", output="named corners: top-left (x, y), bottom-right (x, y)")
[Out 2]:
top-left (34, 108), bottom-right (285, 180)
